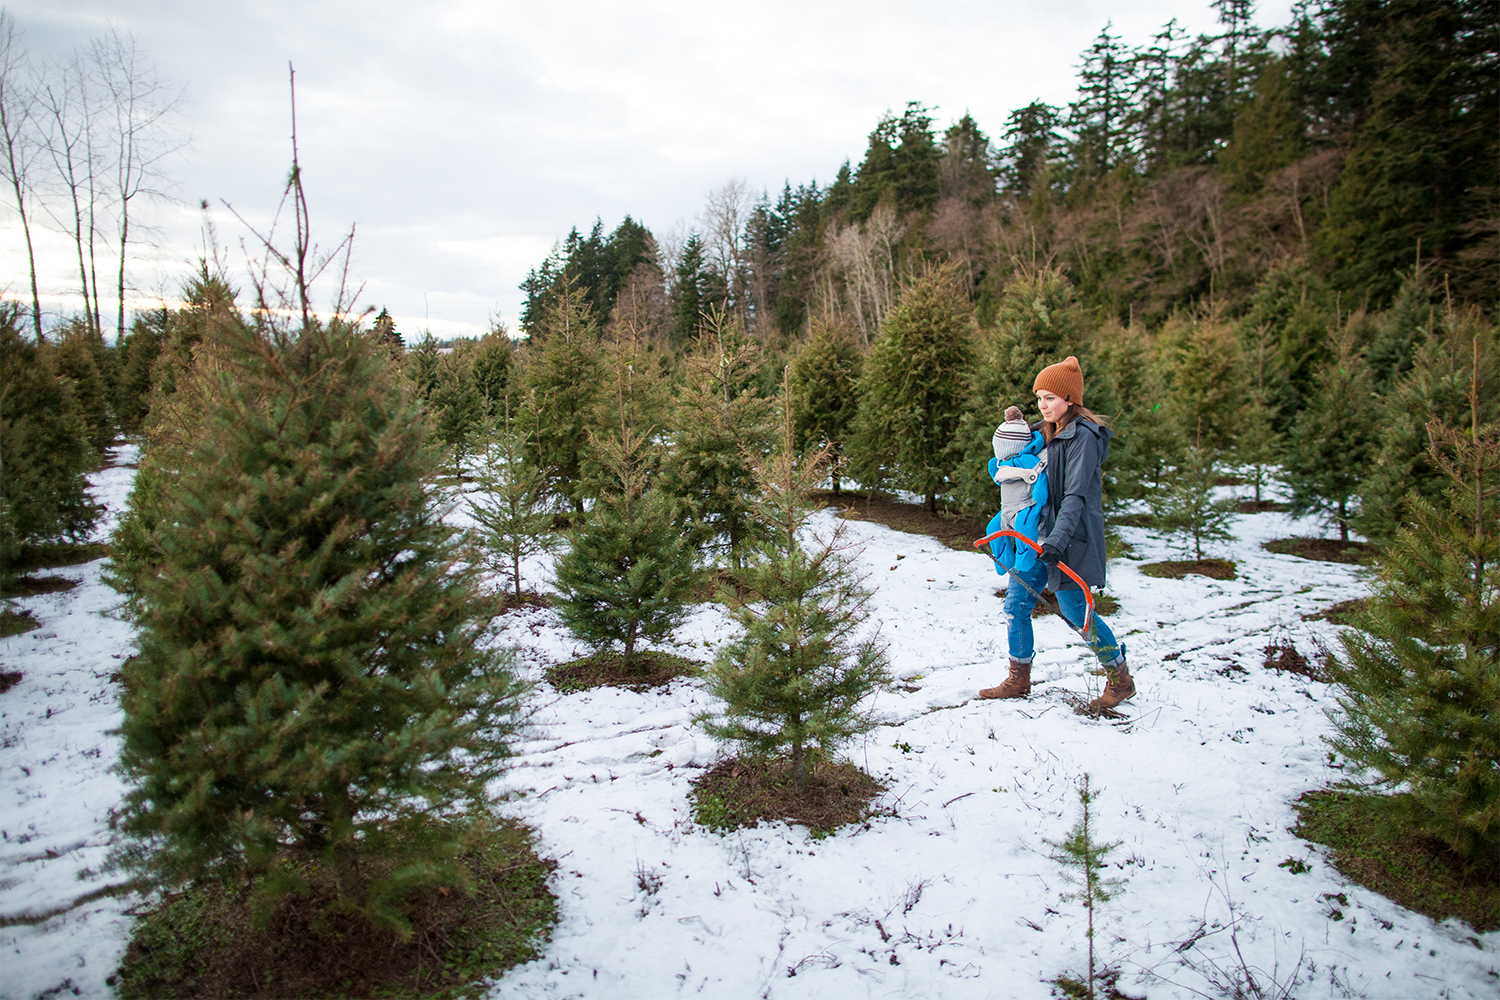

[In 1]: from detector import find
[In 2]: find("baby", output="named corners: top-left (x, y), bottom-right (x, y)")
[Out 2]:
top-left (985, 405), bottom-right (1049, 574)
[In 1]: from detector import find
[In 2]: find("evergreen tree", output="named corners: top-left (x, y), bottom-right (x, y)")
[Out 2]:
top-left (997, 101), bottom-right (1061, 200)
top-left (1327, 343), bottom-right (1498, 865)
top-left (788, 317), bottom-right (862, 494)
top-left (114, 308), bottom-right (166, 435)
top-left (1067, 24), bottom-right (1133, 184)
top-left (1044, 775), bottom-right (1127, 1000)
top-left (1283, 327), bottom-right (1378, 542)
top-left (1364, 263), bottom-right (1438, 392)
top-left (850, 266), bottom-right (973, 513)
top-left (114, 317), bottom-right (526, 931)
top-left (851, 103), bottom-right (941, 218)
top-left (669, 232), bottom-right (715, 346)
top-left (372, 307), bottom-right (403, 354)
top-left (1357, 306), bottom-right (1498, 544)
top-left (1164, 310), bottom-right (1241, 452)
top-left (51, 320), bottom-right (114, 454)
top-left (552, 423), bottom-right (697, 674)
top-left (699, 401), bottom-right (890, 792)
top-left (470, 408), bottom-right (554, 605)
top-left (1235, 325), bottom-right (1284, 504)
top-left (1152, 421), bottom-right (1239, 560)
top-left (938, 113), bottom-right (997, 205)
top-left (406, 331), bottom-right (441, 402)
top-left (660, 308), bottom-right (774, 566)
top-left (470, 326), bottom-right (515, 419)
top-left (0, 308), bottom-right (99, 565)
top-left (429, 342), bottom-right (484, 472)
top-left (517, 279), bottom-right (603, 511)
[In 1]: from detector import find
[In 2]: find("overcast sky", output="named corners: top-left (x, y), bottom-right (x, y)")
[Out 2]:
top-left (3, 0), bottom-right (1293, 340)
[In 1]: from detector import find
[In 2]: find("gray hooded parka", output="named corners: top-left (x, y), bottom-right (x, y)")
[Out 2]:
top-left (1038, 417), bottom-right (1112, 591)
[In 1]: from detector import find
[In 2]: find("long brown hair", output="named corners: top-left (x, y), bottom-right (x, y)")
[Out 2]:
top-left (1041, 403), bottom-right (1112, 443)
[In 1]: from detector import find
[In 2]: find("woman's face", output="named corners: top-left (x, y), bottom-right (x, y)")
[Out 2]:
top-left (1036, 390), bottom-right (1070, 425)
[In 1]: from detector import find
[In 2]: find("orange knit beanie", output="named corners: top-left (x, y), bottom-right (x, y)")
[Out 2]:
top-left (1033, 355), bottom-right (1084, 404)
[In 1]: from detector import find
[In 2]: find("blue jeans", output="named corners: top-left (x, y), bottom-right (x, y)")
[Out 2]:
top-left (1003, 560), bottom-right (1124, 667)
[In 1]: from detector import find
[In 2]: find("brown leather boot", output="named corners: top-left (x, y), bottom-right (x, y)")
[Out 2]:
top-left (979, 659), bottom-right (1032, 699)
top-left (1088, 661), bottom-right (1135, 712)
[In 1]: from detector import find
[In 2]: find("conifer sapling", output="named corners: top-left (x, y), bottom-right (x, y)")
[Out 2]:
top-left (1045, 774), bottom-right (1128, 1000)
top-left (699, 387), bottom-right (891, 792)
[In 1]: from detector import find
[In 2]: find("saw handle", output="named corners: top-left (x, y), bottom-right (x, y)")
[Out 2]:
top-left (975, 529), bottom-right (1095, 634)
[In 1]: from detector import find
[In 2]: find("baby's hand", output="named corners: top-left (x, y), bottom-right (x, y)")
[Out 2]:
top-left (1004, 405), bottom-right (1025, 423)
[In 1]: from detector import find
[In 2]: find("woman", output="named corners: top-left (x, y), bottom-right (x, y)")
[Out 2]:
top-left (979, 356), bottom-right (1133, 712)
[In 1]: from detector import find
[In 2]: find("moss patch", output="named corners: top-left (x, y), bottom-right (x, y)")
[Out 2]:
top-left (3, 541), bottom-right (109, 575)
top-left (1263, 537), bottom-right (1376, 564)
top-left (111, 819), bottom-right (558, 1000)
top-left (545, 650), bottom-right (701, 693)
top-left (1, 575), bottom-right (78, 599)
top-left (1293, 790), bottom-right (1499, 933)
top-left (1, 608), bottom-right (39, 638)
top-left (689, 756), bottom-right (886, 836)
top-left (1138, 559), bottom-right (1237, 581)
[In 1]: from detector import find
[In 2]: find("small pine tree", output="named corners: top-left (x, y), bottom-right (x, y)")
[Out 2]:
top-left (52, 320), bottom-right (115, 454)
top-left (788, 317), bottom-right (862, 494)
top-left (1045, 774), bottom-right (1127, 1000)
top-left (1326, 337), bottom-right (1498, 865)
top-left (113, 317), bottom-right (526, 932)
top-left (1235, 324), bottom-right (1286, 505)
top-left (429, 343), bottom-right (484, 473)
top-left (1283, 326), bottom-right (1378, 542)
top-left (0, 310), bottom-right (100, 566)
top-left (552, 423), bottom-right (698, 674)
top-left (470, 407), bottom-right (555, 604)
top-left (1152, 421), bottom-right (1239, 560)
top-left (699, 395), bottom-right (891, 792)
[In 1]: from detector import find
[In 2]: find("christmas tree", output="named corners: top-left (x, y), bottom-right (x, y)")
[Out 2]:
top-left (552, 422), bottom-right (698, 675)
top-left (1327, 335), bottom-right (1498, 865)
top-left (470, 405), bottom-right (555, 605)
top-left (700, 396), bottom-right (890, 792)
top-left (114, 316), bottom-right (527, 931)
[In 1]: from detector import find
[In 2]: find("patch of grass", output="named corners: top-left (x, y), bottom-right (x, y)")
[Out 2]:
top-left (1138, 559), bottom-right (1237, 581)
top-left (544, 650), bottom-right (701, 693)
top-left (689, 756), bottom-right (886, 836)
top-left (1, 575), bottom-right (78, 599)
top-left (1049, 968), bottom-right (1137, 999)
top-left (1262, 641), bottom-right (1328, 682)
top-left (1, 608), bottom-right (40, 638)
top-left (811, 490), bottom-right (989, 553)
top-left (1304, 598), bottom-right (1369, 627)
top-left (1263, 537), bottom-right (1376, 564)
top-left (493, 589), bottom-right (553, 614)
top-left (111, 819), bottom-right (558, 1000)
top-left (2, 541), bottom-right (109, 575)
top-left (1110, 513), bottom-right (1155, 528)
top-left (1238, 499), bottom-right (1291, 513)
top-left (1293, 790), bottom-right (1499, 933)
top-left (0, 670), bottom-right (21, 694)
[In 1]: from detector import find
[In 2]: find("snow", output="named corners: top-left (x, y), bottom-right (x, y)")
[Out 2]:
top-left (3, 451), bottom-right (1496, 999)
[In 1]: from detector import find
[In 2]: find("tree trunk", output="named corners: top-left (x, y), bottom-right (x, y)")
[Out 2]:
top-left (926, 489), bottom-right (936, 515)
top-left (791, 739), bottom-right (806, 793)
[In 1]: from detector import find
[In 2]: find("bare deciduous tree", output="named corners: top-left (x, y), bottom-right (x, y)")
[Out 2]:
top-left (700, 177), bottom-right (752, 326)
top-left (92, 26), bottom-right (186, 344)
top-left (0, 11), bottom-right (43, 342)
top-left (39, 44), bottom-right (108, 337)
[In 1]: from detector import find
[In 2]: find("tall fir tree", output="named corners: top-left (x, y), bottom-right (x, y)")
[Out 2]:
top-left (788, 317), bottom-right (862, 494)
top-left (699, 397), bottom-right (890, 792)
top-left (1327, 337), bottom-right (1498, 865)
top-left (517, 278), bottom-right (603, 512)
top-left (113, 316), bottom-right (526, 932)
top-left (851, 265), bottom-right (973, 513)
top-left (1283, 326), bottom-right (1378, 542)
top-left (660, 308), bottom-right (774, 567)
top-left (0, 308), bottom-right (99, 566)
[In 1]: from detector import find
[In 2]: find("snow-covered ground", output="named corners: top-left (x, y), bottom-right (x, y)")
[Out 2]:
top-left (3, 450), bottom-right (1496, 999)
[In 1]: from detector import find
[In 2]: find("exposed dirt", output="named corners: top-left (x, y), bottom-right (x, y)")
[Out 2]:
top-left (1304, 597), bottom-right (1369, 627)
top-left (1, 575), bottom-right (78, 600)
top-left (544, 650), bottom-right (702, 692)
top-left (1263, 537), bottom-right (1377, 564)
top-left (1263, 641), bottom-right (1329, 682)
top-left (1138, 558), bottom-right (1238, 581)
top-left (0, 671), bottom-right (22, 694)
top-left (689, 756), bottom-right (886, 835)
